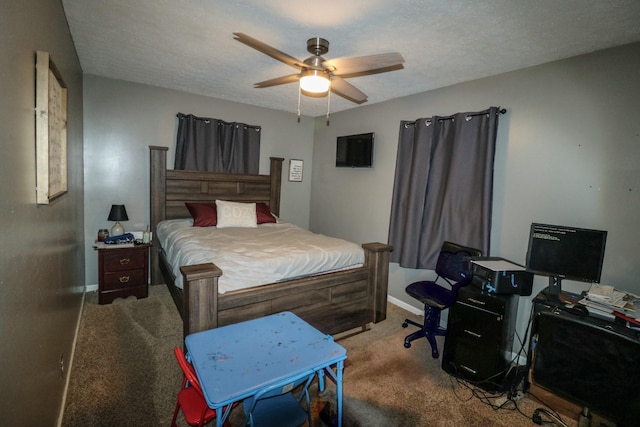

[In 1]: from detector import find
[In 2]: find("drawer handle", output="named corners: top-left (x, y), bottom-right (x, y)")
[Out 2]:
top-left (463, 329), bottom-right (482, 338)
top-left (119, 276), bottom-right (130, 283)
top-left (460, 364), bottom-right (477, 374)
top-left (119, 258), bottom-right (131, 265)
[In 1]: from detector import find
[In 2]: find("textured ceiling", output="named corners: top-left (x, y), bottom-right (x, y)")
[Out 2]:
top-left (62, 0), bottom-right (640, 118)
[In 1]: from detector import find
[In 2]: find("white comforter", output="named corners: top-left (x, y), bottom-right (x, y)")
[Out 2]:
top-left (156, 219), bottom-right (365, 294)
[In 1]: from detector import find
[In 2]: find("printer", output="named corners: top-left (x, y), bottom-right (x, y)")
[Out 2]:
top-left (471, 257), bottom-right (533, 296)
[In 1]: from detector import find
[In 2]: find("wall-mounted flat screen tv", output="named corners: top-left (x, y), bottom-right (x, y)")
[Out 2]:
top-left (336, 132), bottom-right (374, 167)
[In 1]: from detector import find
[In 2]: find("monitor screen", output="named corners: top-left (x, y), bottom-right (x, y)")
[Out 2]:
top-left (336, 132), bottom-right (374, 167)
top-left (525, 223), bottom-right (607, 284)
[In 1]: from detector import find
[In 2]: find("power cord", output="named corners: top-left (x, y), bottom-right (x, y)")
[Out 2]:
top-left (533, 407), bottom-right (570, 426)
top-left (445, 368), bottom-right (531, 420)
top-left (528, 388), bottom-right (571, 427)
top-left (443, 305), bottom-right (563, 424)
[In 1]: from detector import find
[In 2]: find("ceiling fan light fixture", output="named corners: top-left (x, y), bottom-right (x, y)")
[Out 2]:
top-left (233, 33), bottom-right (404, 108)
top-left (299, 70), bottom-right (330, 93)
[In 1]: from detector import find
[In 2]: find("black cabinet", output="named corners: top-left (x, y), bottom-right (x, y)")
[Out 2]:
top-left (442, 285), bottom-right (518, 390)
top-left (528, 290), bottom-right (640, 426)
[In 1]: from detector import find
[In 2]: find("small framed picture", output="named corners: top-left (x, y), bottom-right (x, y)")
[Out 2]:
top-left (288, 159), bottom-right (304, 182)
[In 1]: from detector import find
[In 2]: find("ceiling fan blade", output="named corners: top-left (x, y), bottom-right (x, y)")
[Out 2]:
top-left (254, 74), bottom-right (300, 88)
top-left (324, 52), bottom-right (405, 76)
top-left (330, 76), bottom-right (368, 104)
top-left (333, 63), bottom-right (405, 79)
top-left (233, 32), bottom-right (307, 70)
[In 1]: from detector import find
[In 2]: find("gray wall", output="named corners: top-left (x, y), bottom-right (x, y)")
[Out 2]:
top-left (84, 43), bottom-right (640, 342)
top-left (0, 1), bottom-right (84, 425)
top-left (310, 42), bottom-right (640, 339)
top-left (2, 4), bottom-right (635, 423)
top-left (83, 76), bottom-right (315, 286)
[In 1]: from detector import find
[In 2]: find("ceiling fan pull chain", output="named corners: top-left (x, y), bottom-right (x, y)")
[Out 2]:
top-left (297, 84), bottom-right (302, 123)
top-left (326, 87), bottom-right (331, 126)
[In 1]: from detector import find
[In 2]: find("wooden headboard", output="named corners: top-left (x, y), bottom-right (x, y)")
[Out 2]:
top-left (149, 145), bottom-right (284, 284)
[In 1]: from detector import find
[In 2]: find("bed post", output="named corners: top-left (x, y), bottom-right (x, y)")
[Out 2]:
top-left (180, 263), bottom-right (223, 339)
top-left (149, 146), bottom-right (168, 286)
top-left (363, 242), bottom-right (393, 323)
top-left (269, 157), bottom-right (284, 216)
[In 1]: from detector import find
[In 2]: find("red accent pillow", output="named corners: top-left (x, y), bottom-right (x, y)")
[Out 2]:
top-left (256, 202), bottom-right (277, 224)
top-left (185, 202), bottom-right (217, 227)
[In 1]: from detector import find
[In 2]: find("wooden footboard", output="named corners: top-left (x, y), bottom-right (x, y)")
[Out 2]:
top-left (149, 145), bottom-right (392, 341)
top-left (177, 242), bottom-right (391, 339)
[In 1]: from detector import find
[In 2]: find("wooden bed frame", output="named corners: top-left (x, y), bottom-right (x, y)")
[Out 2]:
top-left (150, 146), bottom-right (392, 340)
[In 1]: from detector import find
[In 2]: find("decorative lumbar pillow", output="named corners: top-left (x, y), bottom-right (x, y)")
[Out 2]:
top-left (256, 202), bottom-right (277, 224)
top-left (215, 200), bottom-right (258, 228)
top-left (185, 202), bottom-right (217, 227)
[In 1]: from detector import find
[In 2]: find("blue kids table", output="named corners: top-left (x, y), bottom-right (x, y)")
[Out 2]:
top-left (185, 311), bottom-right (347, 427)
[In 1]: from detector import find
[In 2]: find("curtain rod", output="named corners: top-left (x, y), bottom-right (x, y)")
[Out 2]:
top-left (403, 108), bottom-right (507, 127)
top-left (467, 108), bottom-right (507, 117)
top-left (176, 113), bottom-right (261, 130)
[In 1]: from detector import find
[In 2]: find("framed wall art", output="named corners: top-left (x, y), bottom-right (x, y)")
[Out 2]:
top-left (35, 50), bottom-right (68, 204)
top-left (288, 159), bottom-right (303, 182)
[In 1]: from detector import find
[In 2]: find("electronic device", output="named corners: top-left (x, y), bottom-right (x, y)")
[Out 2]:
top-left (525, 223), bottom-right (607, 295)
top-left (471, 257), bottom-right (533, 296)
top-left (336, 132), bottom-right (374, 167)
top-left (531, 307), bottom-right (640, 426)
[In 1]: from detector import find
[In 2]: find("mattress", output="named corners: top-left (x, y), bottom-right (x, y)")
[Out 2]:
top-left (156, 219), bottom-right (365, 293)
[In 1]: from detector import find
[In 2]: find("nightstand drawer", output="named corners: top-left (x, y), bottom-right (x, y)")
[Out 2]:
top-left (102, 249), bottom-right (146, 272)
top-left (97, 244), bottom-right (150, 304)
top-left (102, 269), bottom-right (146, 291)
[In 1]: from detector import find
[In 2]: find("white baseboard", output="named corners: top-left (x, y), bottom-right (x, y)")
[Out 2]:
top-left (57, 288), bottom-right (86, 427)
top-left (86, 284), bottom-right (98, 292)
top-left (387, 295), bottom-right (423, 316)
top-left (512, 352), bottom-right (528, 366)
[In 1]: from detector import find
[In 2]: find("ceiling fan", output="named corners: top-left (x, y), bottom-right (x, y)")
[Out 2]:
top-left (233, 32), bottom-right (405, 105)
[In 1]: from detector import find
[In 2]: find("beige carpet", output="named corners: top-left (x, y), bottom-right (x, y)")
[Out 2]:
top-left (63, 285), bottom-right (183, 425)
top-left (62, 285), bottom-right (577, 426)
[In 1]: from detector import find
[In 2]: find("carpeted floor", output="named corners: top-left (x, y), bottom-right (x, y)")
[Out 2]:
top-left (62, 285), bottom-right (577, 426)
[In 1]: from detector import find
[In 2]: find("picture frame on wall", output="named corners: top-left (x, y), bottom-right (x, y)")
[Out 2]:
top-left (288, 159), bottom-right (304, 182)
top-left (35, 50), bottom-right (68, 204)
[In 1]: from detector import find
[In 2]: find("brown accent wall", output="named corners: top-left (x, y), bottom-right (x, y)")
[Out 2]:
top-left (0, 2), bottom-right (84, 424)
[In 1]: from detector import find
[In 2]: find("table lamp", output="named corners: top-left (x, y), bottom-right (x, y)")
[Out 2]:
top-left (108, 204), bottom-right (128, 237)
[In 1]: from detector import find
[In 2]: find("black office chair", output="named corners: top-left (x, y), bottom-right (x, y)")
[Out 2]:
top-left (402, 241), bottom-right (482, 358)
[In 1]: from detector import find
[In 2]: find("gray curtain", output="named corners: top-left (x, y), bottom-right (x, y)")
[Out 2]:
top-left (174, 113), bottom-right (260, 173)
top-left (388, 107), bottom-right (500, 269)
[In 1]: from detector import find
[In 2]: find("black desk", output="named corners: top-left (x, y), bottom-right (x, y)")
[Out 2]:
top-left (528, 289), bottom-right (640, 426)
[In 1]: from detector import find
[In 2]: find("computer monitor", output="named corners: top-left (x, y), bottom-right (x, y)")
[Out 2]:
top-left (525, 223), bottom-right (607, 294)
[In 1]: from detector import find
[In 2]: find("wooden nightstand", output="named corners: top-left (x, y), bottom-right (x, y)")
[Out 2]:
top-left (97, 244), bottom-right (150, 304)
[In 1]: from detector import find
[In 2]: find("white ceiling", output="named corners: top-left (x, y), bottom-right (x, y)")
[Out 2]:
top-left (62, 0), bottom-right (640, 118)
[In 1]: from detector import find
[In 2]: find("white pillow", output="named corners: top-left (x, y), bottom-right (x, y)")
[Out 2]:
top-left (215, 200), bottom-right (257, 228)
